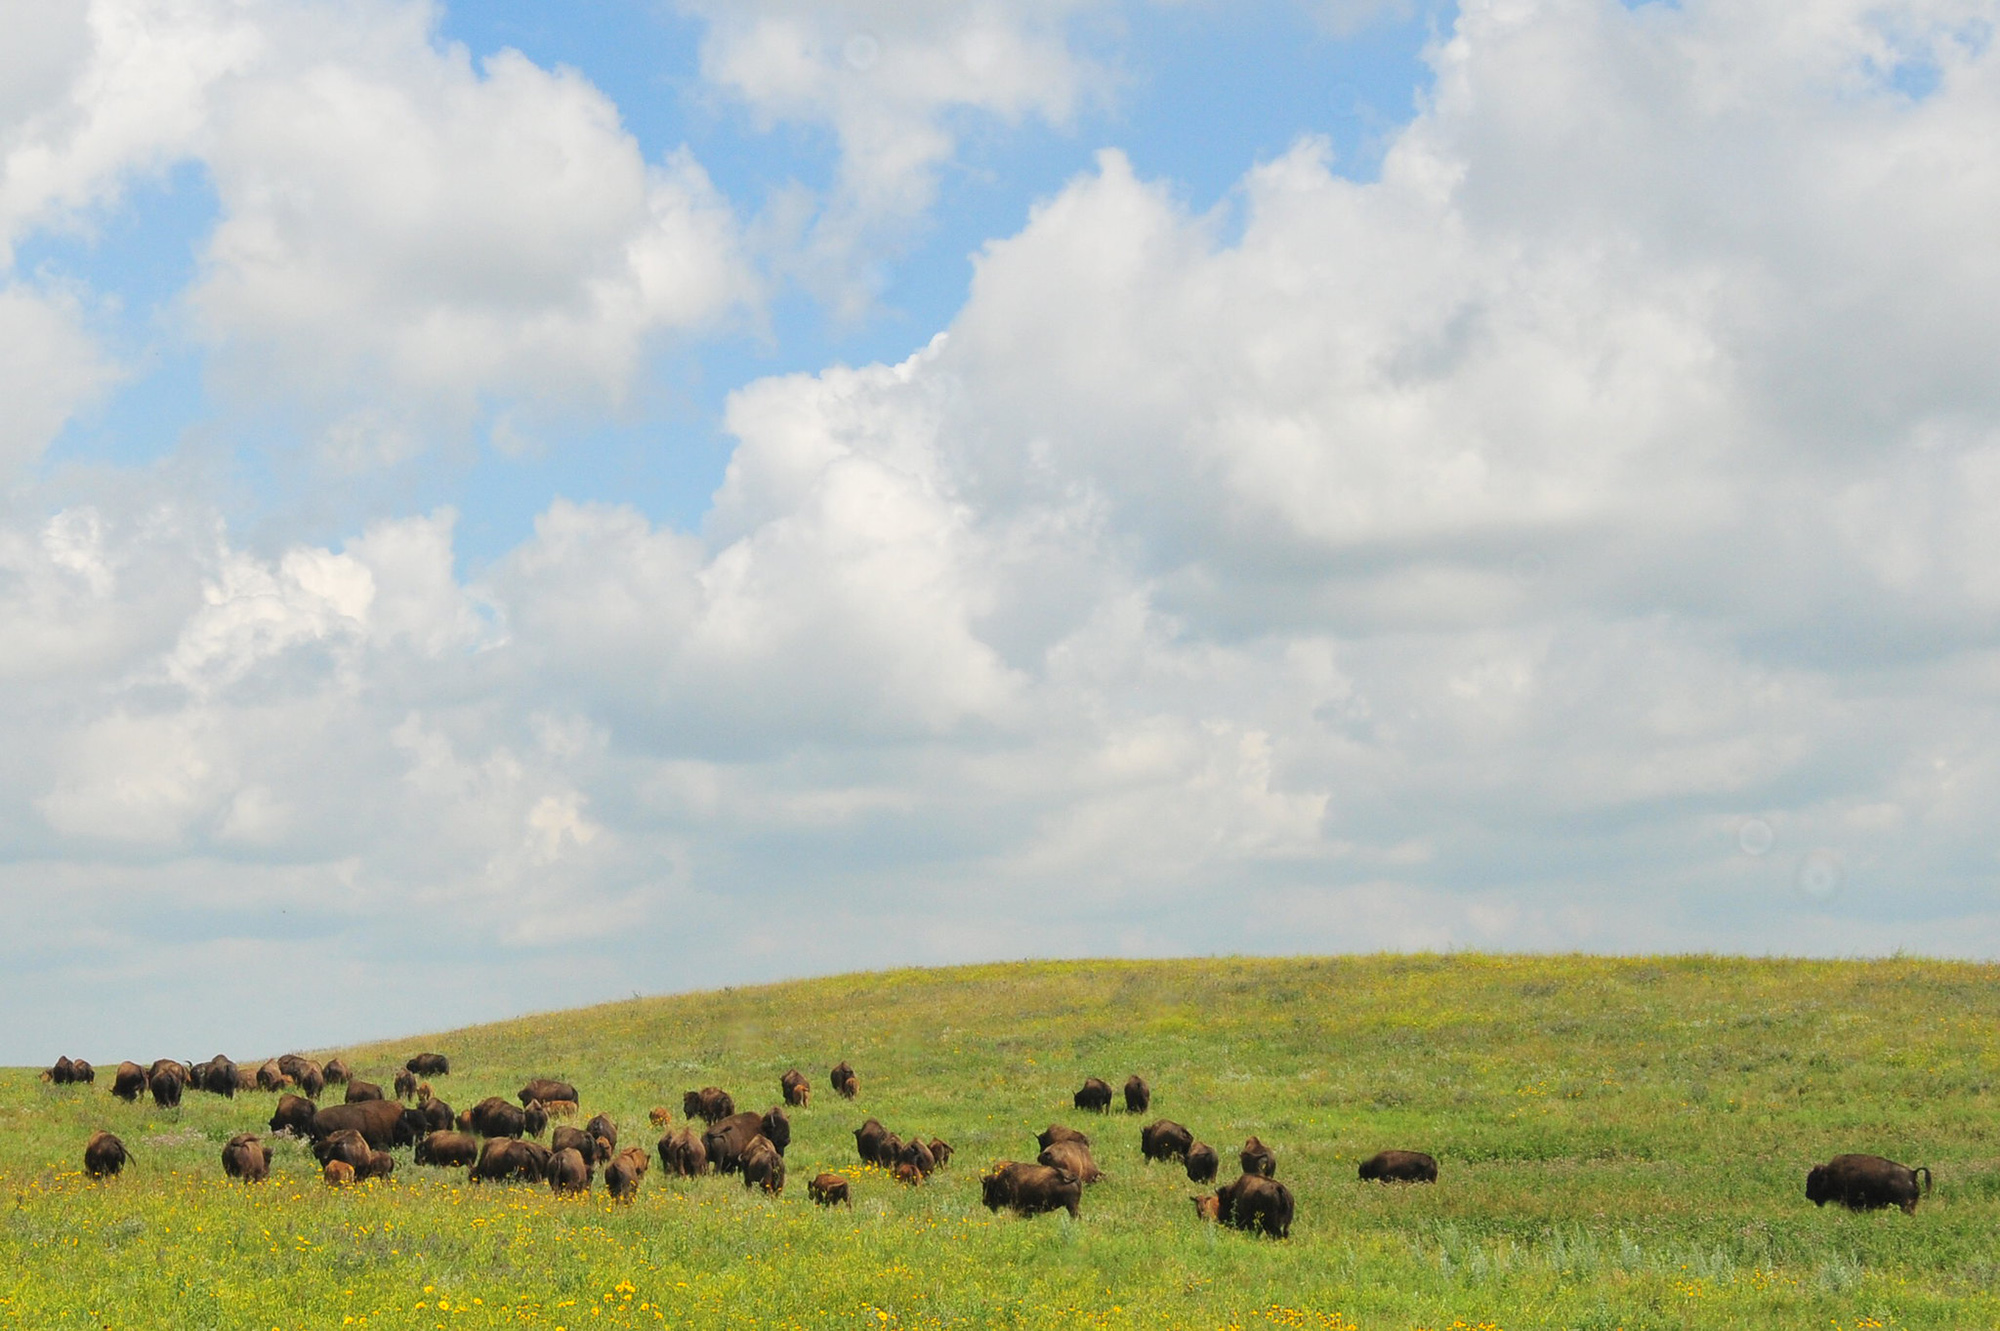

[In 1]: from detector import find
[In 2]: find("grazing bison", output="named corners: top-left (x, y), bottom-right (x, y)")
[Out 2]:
top-left (1240, 1136), bottom-right (1277, 1179)
top-left (191, 1056), bottom-right (237, 1098)
top-left (411, 1097), bottom-right (454, 1134)
top-left (586, 1114), bottom-right (618, 1153)
top-left (416, 1131), bottom-right (480, 1168)
top-left (269, 1093), bottom-right (318, 1136)
top-left (471, 1138), bottom-right (550, 1184)
top-left (221, 1133), bottom-right (272, 1182)
top-left (876, 1132), bottom-right (904, 1168)
top-left (547, 1147), bottom-right (590, 1195)
top-left (1123, 1075), bottom-right (1150, 1114)
top-left (48, 1056), bottom-right (76, 1085)
top-left (606, 1147), bottom-right (649, 1200)
top-left (539, 1099), bottom-right (579, 1120)
top-left (323, 1160), bottom-right (356, 1186)
top-left (1038, 1140), bottom-right (1104, 1184)
top-left (1215, 1173), bottom-right (1294, 1238)
top-left (255, 1060), bottom-right (290, 1093)
top-left (658, 1127), bottom-right (708, 1177)
top-left (1037, 1124), bottom-right (1090, 1152)
top-left (1191, 1193), bottom-right (1222, 1222)
top-left (648, 1106), bottom-right (674, 1128)
top-left (111, 1061), bottom-right (147, 1102)
top-left (149, 1067), bottom-right (184, 1109)
top-left (981, 1161), bottom-right (1083, 1219)
top-left (344, 1079), bottom-right (385, 1104)
top-left (1806, 1154), bottom-right (1933, 1214)
top-left (393, 1070), bottom-right (418, 1101)
top-left (308, 1098), bottom-right (414, 1150)
top-left (314, 1129), bottom-right (374, 1171)
top-left (1360, 1150), bottom-right (1438, 1184)
top-left (928, 1138), bottom-right (954, 1170)
top-left (781, 1069), bottom-right (811, 1107)
top-left (360, 1150), bottom-right (394, 1181)
top-left (854, 1118), bottom-right (890, 1166)
top-left (759, 1107), bottom-right (790, 1156)
top-left (296, 1064), bottom-right (327, 1101)
top-left (552, 1126), bottom-right (607, 1165)
top-left (683, 1087), bottom-right (735, 1123)
top-left (322, 1058), bottom-right (353, 1085)
top-left (1140, 1120), bottom-right (1194, 1164)
top-left (891, 1161), bottom-right (924, 1185)
top-left (898, 1137), bottom-right (937, 1177)
top-left (1185, 1142), bottom-right (1220, 1184)
top-left (741, 1135), bottom-right (786, 1195)
top-left (1073, 1078), bottom-right (1113, 1112)
top-left (703, 1112), bottom-right (767, 1174)
top-left (464, 1096), bottom-right (537, 1139)
top-left (520, 1079), bottom-right (577, 1107)
top-left (406, 1053), bottom-right (450, 1077)
top-left (71, 1058), bottom-right (96, 1084)
top-left (830, 1061), bottom-right (858, 1099)
top-left (83, 1130), bottom-right (129, 1178)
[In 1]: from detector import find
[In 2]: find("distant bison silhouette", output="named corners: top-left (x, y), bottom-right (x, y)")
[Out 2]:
top-left (322, 1160), bottom-right (355, 1186)
top-left (1038, 1139), bottom-right (1103, 1184)
top-left (415, 1131), bottom-right (479, 1168)
top-left (741, 1135), bottom-right (785, 1195)
top-left (546, 1147), bottom-right (590, 1195)
top-left (1359, 1150), bottom-right (1437, 1184)
top-left (344, 1079), bottom-right (384, 1104)
top-left (1806, 1154), bottom-right (1932, 1214)
top-left (309, 1099), bottom-right (414, 1150)
top-left (111, 1062), bottom-right (147, 1101)
top-left (471, 1138), bottom-right (550, 1184)
top-left (1037, 1124), bottom-right (1089, 1152)
top-left (269, 1093), bottom-right (317, 1137)
top-left (658, 1127), bottom-right (708, 1177)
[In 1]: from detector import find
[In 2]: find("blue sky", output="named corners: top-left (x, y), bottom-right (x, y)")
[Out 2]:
top-left (4, 0), bottom-right (2000, 1063)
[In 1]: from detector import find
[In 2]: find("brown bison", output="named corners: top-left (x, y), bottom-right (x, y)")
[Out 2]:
top-left (1191, 1193), bottom-right (1222, 1222)
top-left (1806, 1154), bottom-right (1933, 1214)
top-left (759, 1106), bottom-right (790, 1155)
top-left (393, 1069), bottom-right (419, 1101)
top-left (928, 1138), bottom-right (954, 1170)
top-left (111, 1061), bottom-right (147, 1102)
top-left (464, 1096), bottom-right (542, 1139)
top-left (295, 1064), bottom-right (327, 1101)
top-left (1073, 1077), bottom-right (1113, 1112)
top-left (406, 1053), bottom-right (450, 1077)
top-left (1185, 1142), bottom-right (1220, 1184)
top-left (1240, 1136), bottom-right (1277, 1179)
top-left (416, 1131), bottom-right (480, 1168)
top-left (520, 1079), bottom-right (577, 1107)
top-left (658, 1127), bottom-right (709, 1176)
top-left (854, 1118), bottom-right (890, 1165)
top-left (606, 1147), bottom-right (650, 1201)
top-left (148, 1066), bottom-right (184, 1109)
top-left (781, 1069), bottom-right (811, 1107)
top-left (314, 1128), bottom-right (374, 1171)
top-left (344, 1079), bottom-right (385, 1104)
top-left (322, 1160), bottom-right (356, 1186)
top-left (471, 1138), bottom-right (550, 1183)
top-left (255, 1060), bottom-right (290, 1092)
top-left (1038, 1139), bottom-right (1103, 1184)
top-left (322, 1058), bottom-right (353, 1085)
top-left (221, 1133), bottom-right (272, 1182)
top-left (876, 1132), bottom-right (904, 1168)
top-left (586, 1113), bottom-right (618, 1152)
top-left (83, 1130), bottom-right (129, 1178)
top-left (891, 1160), bottom-right (924, 1185)
top-left (830, 1061), bottom-right (858, 1099)
top-left (539, 1098), bottom-right (580, 1120)
top-left (809, 1172), bottom-right (852, 1207)
top-left (550, 1125), bottom-right (600, 1164)
top-left (194, 1056), bottom-right (239, 1098)
top-left (411, 1097), bottom-right (454, 1134)
top-left (547, 1146), bottom-right (590, 1195)
top-left (71, 1058), bottom-right (96, 1084)
top-left (981, 1161), bottom-right (1082, 1219)
top-left (47, 1056), bottom-right (76, 1085)
top-left (1037, 1124), bottom-right (1090, 1152)
top-left (1140, 1120), bottom-right (1193, 1164)
top-left (898, 1137), bottom-right (937, 1177)
top-left (702, 1112), bottom-right (767, 1174)
top-left (648, 1105), bottom-right (674, 1128)
top-left (741, 1135), bottom-right (786, 1194)
top-left (1215, 1173), bottom-right (1294, 1238)
top-left (269, 1093), bottom-right (318, 1136)
top-left (1359, 1150), bottom-right (1438, 1183)
top-left (307, 1098), bottom-right (414, 1149)
top-left (682, 1087), bottom-right (735, 1123)
top-left (1123, 1075), bottom-right (1150, 1113)
top-left (360, 1150), bottom-right (395, 1181)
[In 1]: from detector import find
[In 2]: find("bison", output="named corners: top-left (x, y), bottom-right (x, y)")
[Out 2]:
top-left (269, 1093), bottom-right (318, 1137)
top-left (83, 1130), bottom-right (128, 1178)
top-left (854, 1118), bottom-right (890, 1166)
top-left (1359, 1150), bottom-right (1438, 1184)
top-left (295, 1064), bottom-right (327, 1101)
top-left (322, 1160), bottom-right (356, 1186)
top-left (471, 1137), bottom-right (550, 1184)
top-left (648, 1105), bottom-right (674, 1128)
top-left (1073, 1077), bottom-right (1113, 1112)
top-left (314, 1129), bottom-right (374, 1171)
top-left (464, 1096), bottom-right (537, 1139)
top-left (1123, 1075), bottom-right (1150, 1113)
top-left (891, 1160), bottom-right (924, 1185)
top-left (830, 1061), bottom-right (858, 1099)
top-left (1240, 1136), bottom-right (1277, 1179)
top-left (344, 1079), bottom-right (385, 1104)
top-left (1185, 1142), bottom-right (1219, 1184)
top-left (1037, 1124), bottom-right (1090, 1152)
top-left (411, 1097), bottom-right (454, 1134)
top-left (809, 1172), bottom-right (852, 1207)
top-left (1806, 1154), bottom-right (1933, 1214)
top-left (981, 1161), bottom-right (1082, 1219)
top-left (781, 1069), bottom-right (811, 1107)
top-left (552, 1126), bottom-right (606, 1165)
top-left (360, 1150), bottom-right (395, 1181)
top-left (406, 1053), bottom-right (450, 1077)
top-left (702, 1112), bottom-right (766, 1174)
top-left (741, 1135), bottom-right (786, 1194)
top-left (195, 1056), bottom-right (239, 1098)
top-left (307, 1098), bottom-right (414, 1150)
top-left (393, 1070), bottom-right (418, 1101)
top-left (322, 1058), bottom-right (353, 1085)
top-left (538, 1098), bottom-right (579, 1120)
top-left (586, 1113), bottom-right (618, 1152)
top-left (606, 1147), bottom-right (650, 1201)
top-left (658, 1127), bottom-right (708, 1177)
top-left (682, 1087), bottom-right (735, 1123)
top-left (547, 1147), bottom-right (590, 1195)
top-left (148, 1067), bottom-right (184, 1109)
top-left (416, 1131), bottom-right (480, 1168)
top-left (221, 1133), bottom-right (272, 1182)
top-left (47, 1056), bottom-right (76, 1085)
top-left (255, 1060), bottom-right (290, 1093)
top-left (520, 1079), bottom-right (577, 1107)
top-left (1191, 1193), bottom-right (1222, 1222)
top-left (1038, 1140), bottom-right (1103, 1184)
top-left (759, 1106), bottom-right (790, 1156)
top-left (1140, 1120), bottom-right (1193, 1164)
top-left (111, 1061), bottom-right (147, 1102)
top-left (928, 1138), bottom-right (954, 1170)
top-left (1215, 1173), bottom-right (1294, 1238)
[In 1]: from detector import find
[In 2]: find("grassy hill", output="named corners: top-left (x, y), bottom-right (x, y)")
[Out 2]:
top-left (6, 954), bottom-right (2000, 1328)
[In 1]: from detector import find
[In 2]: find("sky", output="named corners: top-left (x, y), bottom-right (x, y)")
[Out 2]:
top-left (3, 0), bottom-right (1998, 1063)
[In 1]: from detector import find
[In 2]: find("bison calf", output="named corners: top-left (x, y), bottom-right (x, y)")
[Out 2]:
top-left (322, 1160), bottom-right (356, 1186)
top-left (809, 1172), bottom-right (852, 1207)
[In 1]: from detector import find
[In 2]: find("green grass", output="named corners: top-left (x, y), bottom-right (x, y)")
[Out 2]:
top-left (7, 953), bottom-right (2000, 1328)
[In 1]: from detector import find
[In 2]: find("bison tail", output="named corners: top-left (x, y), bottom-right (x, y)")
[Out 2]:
top-left (1916, 1165), bottom-right (1933, 1194)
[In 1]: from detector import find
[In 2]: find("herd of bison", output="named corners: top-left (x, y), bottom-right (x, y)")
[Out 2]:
top-left (42, 1051), bottom-right (1934, 1235)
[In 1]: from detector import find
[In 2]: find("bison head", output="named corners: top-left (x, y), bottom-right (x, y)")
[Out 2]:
top-left (1805, 1165), bottom-right (1833, 1205)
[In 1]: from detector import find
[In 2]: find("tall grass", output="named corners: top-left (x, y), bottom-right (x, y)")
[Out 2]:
top-left (4, 954), bottom-right (1997, 1327)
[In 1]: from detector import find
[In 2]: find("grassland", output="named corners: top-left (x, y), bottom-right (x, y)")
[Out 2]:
top-left (6, 953), bottom-right (2000, 1329)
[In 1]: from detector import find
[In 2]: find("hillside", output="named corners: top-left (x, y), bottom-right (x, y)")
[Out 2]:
top-left (6, 954), bottom-right (2000, 1328)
